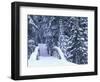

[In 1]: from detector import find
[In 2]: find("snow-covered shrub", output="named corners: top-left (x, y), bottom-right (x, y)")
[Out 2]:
top-left (28, 39), bottom-right (36, 59)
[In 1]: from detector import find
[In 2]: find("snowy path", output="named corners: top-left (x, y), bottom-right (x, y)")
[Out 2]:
top-left (28, 46), bottom-right (76, 67)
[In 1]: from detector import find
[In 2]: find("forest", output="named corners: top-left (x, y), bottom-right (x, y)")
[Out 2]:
top-left (28, 15), bottom-right (88, 64)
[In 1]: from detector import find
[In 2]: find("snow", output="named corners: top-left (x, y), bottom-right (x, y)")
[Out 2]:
top-left (28, 46), bottom-right (76, 67)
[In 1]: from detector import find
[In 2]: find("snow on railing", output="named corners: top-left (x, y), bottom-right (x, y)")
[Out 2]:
top-left (28, 46), bottom-right (39, 61)
top-left (53, 46), bottom-right (66, 60)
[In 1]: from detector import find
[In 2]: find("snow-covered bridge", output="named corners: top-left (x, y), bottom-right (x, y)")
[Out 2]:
top-left (28, 45), bottom-right (75, 67)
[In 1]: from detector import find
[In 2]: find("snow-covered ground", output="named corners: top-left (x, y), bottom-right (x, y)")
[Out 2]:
top-left (28, 46), bottom-right (76, 67)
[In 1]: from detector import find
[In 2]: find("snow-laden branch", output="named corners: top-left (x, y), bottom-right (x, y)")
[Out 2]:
top-left (48, 17), bottom-right (55, 28)
top-left (28, 16), bottom-right (39, 30)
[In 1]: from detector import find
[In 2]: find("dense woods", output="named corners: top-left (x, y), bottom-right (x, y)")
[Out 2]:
top-left (28, 15), bottom-right (88, 64)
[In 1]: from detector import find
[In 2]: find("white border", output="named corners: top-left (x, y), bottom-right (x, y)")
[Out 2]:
top-left (20, 6), bottom-right (94, 76)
